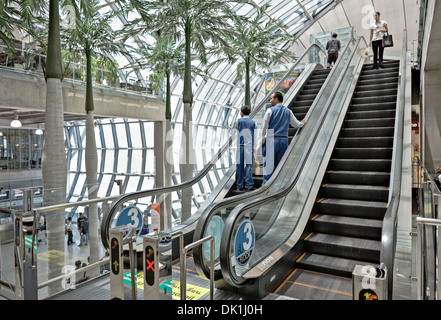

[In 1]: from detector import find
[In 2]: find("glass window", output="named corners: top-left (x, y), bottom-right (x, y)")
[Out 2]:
top-left (129, 121), bottom-right (142, 147)
top-left (103, 150), bottom-right (115, 173)
top-left (115, 120), bottom-right (128, 148)
top-left (117, 150), bottom-right (128, 173)
top-left (101, 123), bottom-right (114, 149)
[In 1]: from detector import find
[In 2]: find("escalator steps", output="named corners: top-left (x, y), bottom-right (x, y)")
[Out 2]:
top-left (298, 60), bottom-right (399, 280)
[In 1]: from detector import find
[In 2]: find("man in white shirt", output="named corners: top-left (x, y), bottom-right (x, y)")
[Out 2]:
top-left (369, 11), bottom-right (389, 70)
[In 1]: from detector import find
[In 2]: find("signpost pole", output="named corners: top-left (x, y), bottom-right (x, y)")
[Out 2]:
top-left (109, 227), bottom-right (124, 300)
top-left (143, 234), bottom-right (159, 300)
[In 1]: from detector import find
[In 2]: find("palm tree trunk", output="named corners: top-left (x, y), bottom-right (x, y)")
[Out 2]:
top-left (43, 0), bottom-right (67, 296)
top-left (163, 70), bottom-right (172, 230)
top-left (180, 19), bottom-right (193, 222)
top-left (85, 47), bottom-right (99, 273)
top-left (245, 55), bottom-right (251, 107)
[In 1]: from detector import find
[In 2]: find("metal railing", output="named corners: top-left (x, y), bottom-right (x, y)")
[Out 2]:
top-left (0, 194), bottom-right (118, 300)
top-left (379, 29), bottom-right (408, 299)
top-left (0, 43), bottom-right (160, 97)
top-left (415, 165), bottom-right (441, 299)
top-left (180, 236), bottom-right (214, 300)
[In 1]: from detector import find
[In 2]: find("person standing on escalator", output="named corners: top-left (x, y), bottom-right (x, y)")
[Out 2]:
top-left (259, 91), bottom-right (306, 186)
top-left (369, 11), bottom-right (389, 70)
top-left (234, 105), bottom-right (256, 191)
top-left (326, 33), bottom-right (340, 68)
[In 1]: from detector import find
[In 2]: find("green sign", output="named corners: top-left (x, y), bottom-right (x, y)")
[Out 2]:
top-left (25, 235), bottom-right (37, 253)
top-left (159, 279), bottom-right (173, 294)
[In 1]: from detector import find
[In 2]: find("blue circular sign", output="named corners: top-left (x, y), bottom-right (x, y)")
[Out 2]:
top-left (234, 220), bottom-right (255, 267)
top-left (116, 206), bottom-right (143, 229)
top-left (203, 216), bottom-right (224, 260)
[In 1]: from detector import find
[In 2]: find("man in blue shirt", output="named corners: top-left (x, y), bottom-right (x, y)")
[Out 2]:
top-left (234, 105), bottom-right (256, 191)
top-left (259, 91), bottom-right (306, 185)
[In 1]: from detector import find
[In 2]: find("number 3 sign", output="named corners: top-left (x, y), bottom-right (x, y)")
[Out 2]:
top-left (234, 220), bottom-right (255, 267)
top-left (116, 206), bottom-right (142, 230)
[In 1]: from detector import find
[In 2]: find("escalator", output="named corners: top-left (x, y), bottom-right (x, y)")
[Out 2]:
top-left (290, 68), bottom-right (331, 121)
top-left (194, 38), bottom-right (360, 285)
top-left (213, 34), bottom-right (410, 300)
top-left (288, 60), bottom-right (400, 298)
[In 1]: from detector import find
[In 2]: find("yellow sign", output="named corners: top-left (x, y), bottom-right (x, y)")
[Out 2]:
top-left (170, 280), bottom-right (209, 300)
top-left (38, 249), bottom-right (86, 266)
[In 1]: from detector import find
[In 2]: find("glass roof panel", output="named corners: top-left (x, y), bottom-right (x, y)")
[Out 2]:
top-left (63, 0), bottom-right (421, 223)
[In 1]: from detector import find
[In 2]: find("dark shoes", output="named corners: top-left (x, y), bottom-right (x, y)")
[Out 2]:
top-left (236, 187), bottom-right (255, 192)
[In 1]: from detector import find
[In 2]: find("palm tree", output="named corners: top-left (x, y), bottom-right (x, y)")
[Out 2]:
top-left (0, 1), bottom-right (46, 50)
top-left (42, 0), bottom-right (68, 295)
top-left (2, 0), bottom-right (67, 296)
top-left (0, 1), bottom-right (21, 51)
top-left (134, 34), bottom-right (184, 229)
top-left (60, 0), bottom-right (127, 268)
top-left (124, 0), bottom-right (244, 223)
top-left (211, 3), bottom-right (296, 108)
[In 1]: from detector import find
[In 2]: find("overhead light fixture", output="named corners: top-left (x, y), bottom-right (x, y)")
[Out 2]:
top-left (35, 125), bottom-right (43, 135)
top-left (10, 114), bottom-right (22, 128)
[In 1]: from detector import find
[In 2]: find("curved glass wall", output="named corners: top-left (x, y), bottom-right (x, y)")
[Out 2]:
top-left (58, 0), bottom-right (340, 225)
top-left (1, 0), bottom-right (420, 224)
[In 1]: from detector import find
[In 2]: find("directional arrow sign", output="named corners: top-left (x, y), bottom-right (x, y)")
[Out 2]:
top-left (145, 245), bottom-right (155, 286)
top-left (113, 260), bottom-right (119, 272)
top-left (111, 237), bottom-right (120, 275)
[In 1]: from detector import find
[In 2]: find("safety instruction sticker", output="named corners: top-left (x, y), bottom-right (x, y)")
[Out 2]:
top-left (168, 280), bottom-right (209, 300)
top-left (123, 270), bottom-right (144, 289)
top-left (123, 274), bottom-right (209, 300)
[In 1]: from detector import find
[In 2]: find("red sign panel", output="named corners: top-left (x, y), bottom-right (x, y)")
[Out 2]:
top-left (412, 121), bottom-right (419, 130)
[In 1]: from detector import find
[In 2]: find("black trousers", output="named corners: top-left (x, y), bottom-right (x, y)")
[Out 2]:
top-left (372, 40), bottom-right (384, 68)
top-left (327, 51), bottom-right (338, 67)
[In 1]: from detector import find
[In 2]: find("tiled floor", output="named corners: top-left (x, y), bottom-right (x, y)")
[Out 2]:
top-left (0, 223), bottom-right (107, 299)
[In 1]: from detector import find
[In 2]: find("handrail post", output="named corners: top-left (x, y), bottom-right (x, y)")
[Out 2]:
top-left (13, 210), bottom-right (24, 300)
top-left (143, 233), bottom-right (160, 300)
top-left (416, 216), bottom-right (424, 299)
top-left (416, 216), bottom-right (441, 299)
top-left (128, 236), bottom-right (136, 300)
top-left (109, 226), bottom-right (125, 300)
top-left (180, 236), bottom-right (214, 300)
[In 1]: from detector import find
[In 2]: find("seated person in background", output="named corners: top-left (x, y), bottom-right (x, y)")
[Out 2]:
top-left (434, 165), bottom-right (441, 190)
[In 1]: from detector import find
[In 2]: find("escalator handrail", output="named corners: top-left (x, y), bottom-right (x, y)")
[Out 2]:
top-left (192, 38), bottom-right (359, 280)
top-left (219, 36), bottom-right (367, 286)
top-left (100, 43), bottom-right (327, 250)
top-left (379, 29), bottom-right (408, 299)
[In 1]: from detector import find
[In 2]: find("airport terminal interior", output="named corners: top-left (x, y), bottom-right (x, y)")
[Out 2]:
top-left (1, 0), bottom-right (441, 302)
